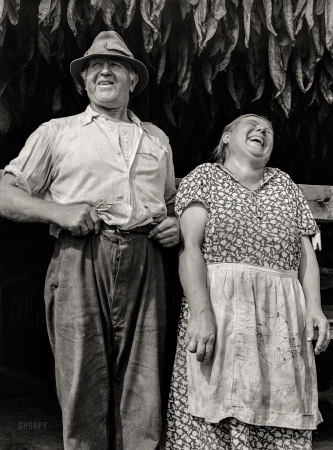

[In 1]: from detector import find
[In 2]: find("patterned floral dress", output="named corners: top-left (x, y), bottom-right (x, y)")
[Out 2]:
top-left (166, 163), bottom-right (321, 450)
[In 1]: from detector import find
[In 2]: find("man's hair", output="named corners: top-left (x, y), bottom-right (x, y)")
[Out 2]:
top-left (81, 57), bottom-right (137, 85)
top-left (212, 114), bottom-right (273, 164)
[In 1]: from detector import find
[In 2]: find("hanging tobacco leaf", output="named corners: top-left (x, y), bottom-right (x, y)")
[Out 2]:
top-left (242, 0), bottom-right (254, 48)
top-left (305, 0), bottom-right (314, 30)
top-left (51, 0), bottom-right (61, 33)
top-left (156, 44), bottom-right (166, 84)
top-left (202, 58), bottom-right (212, 94)
top-left (319, 69), bottom-right (333, 104)
top-left (294, 0), bottom-right (306, 20)
top-left (268, 33), bottom-right (286, 93)
top-left (276, 76), bottom-right (291, 116)
top-left (226, 65), bottom-right (240, 109)
top-left (0, 0), bottom-right (9, 25)
top-left (52, 85), bottom-right (62, 114)
top-left (262, 0), bottom-right (277, 36)
top-left (325, 0), bottom-right (333, 57)
top-left (311, 13), bottom-right (324, 56)
top-left (282, 0), bottom-right (295, 43)
top-left (67, 0), bottom-right (77, 36)
top-left (7, 0), bottom-right (19, 26)
top-left (37, 27), bottom-right (51, 64)
top-left (0, 15), bottom-right (8, 46)
top-left (38, 0), bottom-right (52, 24)
top-left (250, 8), bottom-right (261, 34)
top-left (315, 0), bottom-right (325, 15)
top-left (162, 82), bottom-right (176, 127)
top-left (177, 32), bottom-right (188, 86)
top-left (178, 0), bottom-right (190, 20)
top-left (218, 7), bottom-right (239, 71)
top-left (101, 0), bottom-right (115, 30)
top-left (123, 0), bottom-right (136, 29)
top-left (160, 3), bottom-right (172, 46)
top-left (211, 0), bottom-right (226, 21)
top-left (202, 16), bottom-right (218, 49)
top-left (193, 0), bottom-right (207, 50)
top-left (251, 77), bottom-right (265, 102)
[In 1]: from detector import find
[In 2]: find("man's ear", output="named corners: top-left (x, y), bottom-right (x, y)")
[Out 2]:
top-left (222, 133), bottom-right (230, 144)
top-left (129, 73), bottom-right (139, 93)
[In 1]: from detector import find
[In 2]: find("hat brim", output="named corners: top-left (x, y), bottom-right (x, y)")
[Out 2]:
top-left (70, 53), bottom-right (149, 97)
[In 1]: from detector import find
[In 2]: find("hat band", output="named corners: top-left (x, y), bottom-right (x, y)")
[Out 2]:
top-left (85, 48), bottom-right (134, 59)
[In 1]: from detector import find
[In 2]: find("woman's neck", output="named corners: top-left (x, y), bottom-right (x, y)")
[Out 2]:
top-left (223, 158), bottom-right (265, 191)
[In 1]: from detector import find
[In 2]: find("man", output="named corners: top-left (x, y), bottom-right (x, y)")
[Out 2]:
top-left (0, 31), bottom-right (179, 450)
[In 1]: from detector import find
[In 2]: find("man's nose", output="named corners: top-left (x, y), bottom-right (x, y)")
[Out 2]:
top-left (100, 62), bottom-right (112, 74)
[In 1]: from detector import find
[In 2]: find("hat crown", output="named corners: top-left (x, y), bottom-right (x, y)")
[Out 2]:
top-left (84, 31), bottom-right (134, 59)
top-left (70, 30), bottom-right (149, 96)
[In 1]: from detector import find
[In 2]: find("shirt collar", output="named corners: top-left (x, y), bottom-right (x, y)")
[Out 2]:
top-left (83, 105), bottom-right (143, 128)
top-left (216, 163), bottom-right (279, 190)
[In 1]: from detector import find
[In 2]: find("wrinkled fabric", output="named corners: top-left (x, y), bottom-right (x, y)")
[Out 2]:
top-left (175, 163), bottom-right (319, 271)
top-left (187, 263), bottom-right (321, 430)
top-left (165, 300), bottom-right (312, 450)
top-left (4, 106), bottom-right (176, 236)
top-left (44, 229), bottom-right (166, 450)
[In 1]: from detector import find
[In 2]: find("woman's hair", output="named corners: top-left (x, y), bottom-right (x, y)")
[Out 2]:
top-left (213, 114), bottom-right (273, 164)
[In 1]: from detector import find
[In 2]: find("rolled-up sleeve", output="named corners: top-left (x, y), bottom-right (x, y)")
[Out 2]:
top-left (3, 124), bottom-right (53, 196)
top-left (164, 140), bottom-right (177, 206)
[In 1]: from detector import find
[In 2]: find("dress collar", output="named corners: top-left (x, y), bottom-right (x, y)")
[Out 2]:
top-left (215, 163), bottom-right (278, 191)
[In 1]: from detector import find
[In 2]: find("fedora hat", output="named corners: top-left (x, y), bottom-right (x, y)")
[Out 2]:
top-left (70, 31), bottom-right (149, 97)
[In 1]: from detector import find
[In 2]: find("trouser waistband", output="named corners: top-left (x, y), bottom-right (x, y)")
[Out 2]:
top-left (101, 223), bottom-right (154, 234)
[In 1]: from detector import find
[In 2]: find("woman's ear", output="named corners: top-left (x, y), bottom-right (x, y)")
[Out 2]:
top-left (222, 133), bottom-right (230, 144)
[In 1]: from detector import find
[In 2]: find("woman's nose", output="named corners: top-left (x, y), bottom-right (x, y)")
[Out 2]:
top-left (255, 124), bottom-right (266, 134)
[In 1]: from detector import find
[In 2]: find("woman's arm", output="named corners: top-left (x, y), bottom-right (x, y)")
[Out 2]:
top-left (179, 203), bottom-right (216, 365)
top-left (298, 235), bottom-right (330, 355)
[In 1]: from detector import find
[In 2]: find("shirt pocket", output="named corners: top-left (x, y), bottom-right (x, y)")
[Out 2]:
top-left (138, 135), bottom-right (167, 161)
top-left (136, 135), bottom-right (167, 181)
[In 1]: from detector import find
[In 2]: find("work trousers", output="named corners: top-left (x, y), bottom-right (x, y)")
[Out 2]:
top-left (44, 228), bottom-right (166, 450)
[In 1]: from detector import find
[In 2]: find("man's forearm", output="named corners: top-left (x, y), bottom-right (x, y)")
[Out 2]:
top-left (0, 182), bottom-right (61, 224)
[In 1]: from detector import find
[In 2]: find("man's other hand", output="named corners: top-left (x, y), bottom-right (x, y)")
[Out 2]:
top-left (148, 216), bottom-right (179, 247)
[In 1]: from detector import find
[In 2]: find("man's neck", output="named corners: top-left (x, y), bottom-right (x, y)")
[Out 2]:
top-left (90, 103), bottom-right (131, 122)
top-left (223, 158), bottom-right (265, 191)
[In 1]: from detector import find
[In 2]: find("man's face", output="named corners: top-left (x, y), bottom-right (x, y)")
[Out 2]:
top-left (83, 56), bottom-right (138, 109)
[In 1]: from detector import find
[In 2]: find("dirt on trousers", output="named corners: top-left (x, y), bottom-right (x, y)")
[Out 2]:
top-left (0, 372), bottom-right (332, 450)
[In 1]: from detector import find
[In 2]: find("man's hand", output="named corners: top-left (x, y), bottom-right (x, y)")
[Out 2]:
top-left (306, 307), bottom-right (330, 355)
top-left (185, 310), bottom-right (216, 365)
top-left (148, 216), bottom-right (179, 247)
top-left (57, 203), bottom-right (101, 236)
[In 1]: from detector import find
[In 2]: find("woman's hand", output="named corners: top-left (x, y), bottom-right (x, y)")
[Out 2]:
top-left (185, 310), bottom-right (216, 365)
top-left (306, 307), bottom-right (331, 355)
top-left (299, 236), bottom-right (331, 355)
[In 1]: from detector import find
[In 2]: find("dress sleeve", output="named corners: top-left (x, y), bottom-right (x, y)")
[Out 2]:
top-left (3, 123), bottom-right (53, 196)
top-left (175, 164), bottom-right (212, 220)
top-left (295, 185), bottom-right (319, 236)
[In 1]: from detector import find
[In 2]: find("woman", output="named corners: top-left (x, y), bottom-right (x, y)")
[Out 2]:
top-left (165, 114), bottom-right (330, 450)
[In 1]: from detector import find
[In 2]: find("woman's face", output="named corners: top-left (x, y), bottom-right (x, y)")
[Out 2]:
top-left (224, 115), bottom-right (274, 166)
